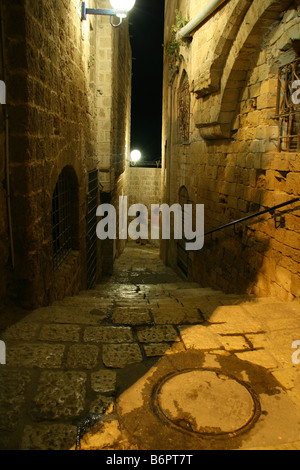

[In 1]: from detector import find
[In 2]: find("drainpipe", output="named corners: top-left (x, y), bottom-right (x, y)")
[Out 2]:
top-left (177, 0), bottom-right (228, 39)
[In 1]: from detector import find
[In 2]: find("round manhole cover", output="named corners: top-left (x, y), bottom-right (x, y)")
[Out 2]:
top-left (152, 369), bottom-right (261, 437)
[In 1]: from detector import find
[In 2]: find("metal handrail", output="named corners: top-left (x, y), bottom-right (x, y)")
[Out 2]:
top-left (204, 197), bottom-right (300, 237)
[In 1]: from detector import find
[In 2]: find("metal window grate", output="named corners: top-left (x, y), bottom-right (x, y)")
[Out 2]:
top-left (86, 169), bottom-right (98, 289)
top-left (52, 170), bottom-right (72, 270)
top-left (277, 58), bottom-right (300, 152)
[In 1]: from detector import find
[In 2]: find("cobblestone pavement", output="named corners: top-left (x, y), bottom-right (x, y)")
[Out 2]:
top-left (0, 242), bottom-right (300, 450)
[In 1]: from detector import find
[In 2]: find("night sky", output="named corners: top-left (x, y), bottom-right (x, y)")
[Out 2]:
top-left (129, 0), bottom-right (165, 165)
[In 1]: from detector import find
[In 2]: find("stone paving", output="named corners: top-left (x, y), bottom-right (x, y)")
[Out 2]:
top-left (0, 242), bottom-right (300, 450)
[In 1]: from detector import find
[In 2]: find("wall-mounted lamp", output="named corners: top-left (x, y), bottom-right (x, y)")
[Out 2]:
top-left (125, 149), bottom-right (142, 166)
top-left (81, 1), bottom-right (136, 27)
top-left (130, 149), bottom-right (142, 163)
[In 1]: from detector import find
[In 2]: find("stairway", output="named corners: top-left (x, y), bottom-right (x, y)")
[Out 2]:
top-left (0, 243), bottom-right (300, 450)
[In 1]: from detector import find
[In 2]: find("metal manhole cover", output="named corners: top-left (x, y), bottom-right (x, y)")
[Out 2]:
top-left (152, 368), bottom-right (261, 438)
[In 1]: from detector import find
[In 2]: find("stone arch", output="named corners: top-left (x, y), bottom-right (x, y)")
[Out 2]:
top-left (195, 0), bottom-right (294, 139)
top-left (194, 0), bottom-right (253, 98)
top-left (50, 164), bottom-right (79, 201)
top-left (177, 185), bottom-right (190, 276)
top-left (179, 185), bottom-right (189, 206)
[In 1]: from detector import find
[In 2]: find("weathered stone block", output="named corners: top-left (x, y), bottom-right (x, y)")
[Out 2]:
top-left (39, 324), bottom-right (81, 342)
top-left (178, 325), bottom-right (223, 350)
top-left (7, 343), bottom-right (65, 368)
top-left (67, 344), bottom-right (99, 369)
top-left (32, 371), bottom-right (87, 420)
top-left (136, 325), bottom-right (179, 343)
top-left (102, 343), bottom-right (143, 368)
top-left (83, 326), bottom-right (134, 343)
top-left (21, 424), bottom-right (77, 451)
top-left (91, 370), bottom-right (117, 393)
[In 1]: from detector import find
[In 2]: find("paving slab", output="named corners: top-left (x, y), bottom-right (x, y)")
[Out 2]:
top-left (220, 335), bottom-right (251, 351)
top-left (83, 326), bottom-right (134, 343)
top-left (102, 343), bottom-right (143, 368)
top-left (0, 369), bottom-right (32, 433)
top-left (151, 307), bottom-right (203, 325)
top-left (6, 343), bottom-right (65, 369)
top-left (143, 342), bottom-right (185, 357)
top-left (136, 325), bottom-right (180, 343)
top-left (179, 299), bottom-right (222, 316)
top-left (234, 349), bottom-right (279, 369)
top-left (111, 307), bottom-right (152, 325)
top-left (178, 325), bottom-right (223, 350)
top-left (32, 371), bottom-right (87, 420)
top-left (66, 344), bottom-right (100, 369)
top-left (0, 243), bottom-right (300, 451)
top-left (91, 370), bottom-right (117, 393)
top-left (21, 424), bottom-right (77, 451)
top-left (89, 395), bottom-right (115, 415)
top-left (2, 322), bottom-right (40, 341)
top-left (39, 324), bottom-right (81, 342)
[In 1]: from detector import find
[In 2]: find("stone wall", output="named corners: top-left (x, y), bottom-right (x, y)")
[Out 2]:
top-left (162, 0), bottom-right (300, 300)
top-left (95, 0), bottom-right (132, 194)
top-left (93, 1), bottom-right (133, 269)
top-left (0, 3), bottom-right (10, 302)
top-left (0, 0), bottom-right (132, 308)
top-left (128, 167), bottom-right (162, 209)
top-left (127, 167), bottom-right (162, 246)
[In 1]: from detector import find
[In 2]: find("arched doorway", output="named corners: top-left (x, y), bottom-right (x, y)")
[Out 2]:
top-left (177, 185), bottom-right (190, 276)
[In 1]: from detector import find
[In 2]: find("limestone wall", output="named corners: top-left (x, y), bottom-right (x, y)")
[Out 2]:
top-left (0, 0), bottom-right (132, 308)
top-left (128, 167), bottom-right (162, 209)
top-left (93, 0), bottom-right (132, 271)
top-left (128, 167), bottom-right (162, 245)
top-left (0, 6), bottom-right (10, 302)
top-left (162, 0), bottom-right (300, 300)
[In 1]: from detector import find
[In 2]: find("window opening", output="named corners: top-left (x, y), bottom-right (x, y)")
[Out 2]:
top-left (277, 58), bottom-right (300, 152)
top-left (178, 71), bottom-right (191, 143)
top-left (52, 169), bottom-right (73, 270)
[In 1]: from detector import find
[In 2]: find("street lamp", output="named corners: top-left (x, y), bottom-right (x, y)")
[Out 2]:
top-left (130, 149), bottom-right (142, 163)
top-left (81, 0), bottom-right (136, 27)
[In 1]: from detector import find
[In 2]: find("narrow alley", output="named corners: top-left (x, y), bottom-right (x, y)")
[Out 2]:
top-left (1, 242), bottom-right (300, 451)
top-left (1, 0), bottom-right (300, 455)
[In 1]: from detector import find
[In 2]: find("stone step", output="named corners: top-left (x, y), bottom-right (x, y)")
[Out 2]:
top-left (53, 290), bottom-right (285, 313)
top-left (74, 286), bottom-right (221, 299)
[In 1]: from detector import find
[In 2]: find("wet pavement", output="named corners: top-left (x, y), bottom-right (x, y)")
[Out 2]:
top-left (0, 242), bottom-right (300, 450)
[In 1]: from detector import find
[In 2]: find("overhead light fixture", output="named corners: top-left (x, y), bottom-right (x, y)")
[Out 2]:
top-left (81, 0), bottom-right (136, 27)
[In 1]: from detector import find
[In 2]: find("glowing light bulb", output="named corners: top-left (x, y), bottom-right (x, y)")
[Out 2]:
top-left (130, 149), bottom-right (142, 162)
top-left (110, 0), bottom-right (136, 17)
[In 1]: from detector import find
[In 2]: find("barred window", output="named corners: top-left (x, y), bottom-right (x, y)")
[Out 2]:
top-left (52, 167), bottom-right (77, 270)
top-left (277, 58), bottom-right (300, 152)
top-left (178, 71), bottom-right (190, 143)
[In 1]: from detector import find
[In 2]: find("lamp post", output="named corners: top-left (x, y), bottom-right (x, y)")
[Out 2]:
top-left (81, 0), bottom-right (136, 27)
